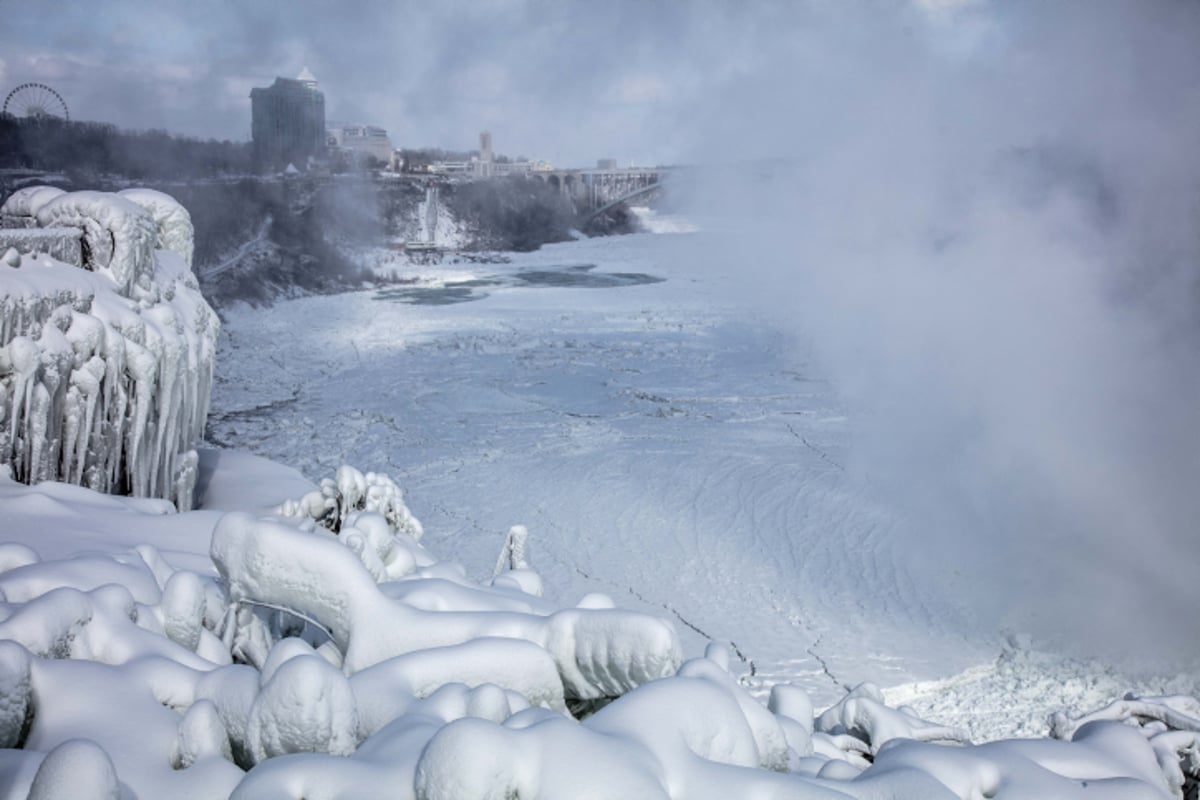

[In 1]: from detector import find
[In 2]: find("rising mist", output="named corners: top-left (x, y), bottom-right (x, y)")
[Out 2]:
top-left (680, 0), bottom-right (1200, 665)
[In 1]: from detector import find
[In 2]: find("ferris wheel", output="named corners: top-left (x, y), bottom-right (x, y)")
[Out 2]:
top-left (3, 83), bottom-right (70, 122)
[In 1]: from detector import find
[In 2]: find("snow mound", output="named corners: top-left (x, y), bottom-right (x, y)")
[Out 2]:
top-left (0, 187), bottom-right (219, 510)
top-left (27, 738), bottom-right (121, 800)
top-left (246, 654), bottom-right (358, 763)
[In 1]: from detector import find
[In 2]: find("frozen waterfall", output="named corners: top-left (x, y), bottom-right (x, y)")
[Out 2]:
top-left (0, 187), bottom-right (218, 510)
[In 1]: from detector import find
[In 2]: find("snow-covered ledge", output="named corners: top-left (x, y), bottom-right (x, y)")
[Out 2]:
top-left (0, 187), bottom-right (218, 510)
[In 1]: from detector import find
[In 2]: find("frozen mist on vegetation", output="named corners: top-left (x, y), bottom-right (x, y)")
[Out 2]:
top-left (0, 186), bottom-right (218, 510)
top-left (678, 0), bottom-right (1200, 663)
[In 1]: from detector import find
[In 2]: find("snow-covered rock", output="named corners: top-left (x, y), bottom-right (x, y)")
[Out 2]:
top-left (0, 187), bottom-right (218, 510)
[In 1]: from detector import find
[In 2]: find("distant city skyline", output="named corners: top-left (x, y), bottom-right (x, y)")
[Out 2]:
top-left (0, 0), bottom-right (988, 168)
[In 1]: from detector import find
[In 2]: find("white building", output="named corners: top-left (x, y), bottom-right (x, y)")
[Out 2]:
top-left (327, 124), bottom-right (394, 164)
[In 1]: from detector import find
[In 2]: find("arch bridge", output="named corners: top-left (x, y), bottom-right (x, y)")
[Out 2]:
top-left (537, 167), bottom-right (668, 222)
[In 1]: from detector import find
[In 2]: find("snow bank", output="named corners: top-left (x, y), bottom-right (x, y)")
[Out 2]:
top-left (0, 187), bottom-right (219, 510)
top-left (1, 460), bottom-right (1198, 798)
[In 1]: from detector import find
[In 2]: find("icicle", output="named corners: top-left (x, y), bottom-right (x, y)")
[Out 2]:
top-left (61, 384), bottom-right (81, 484)
top-left (78, 355), bottom-right (104, 486)
top-left (6, 337), bottom-right (39, 481)
top-left (28, 383), bottom-right (50, 483)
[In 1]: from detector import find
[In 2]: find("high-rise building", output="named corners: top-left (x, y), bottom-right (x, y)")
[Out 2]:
top-left (250, 67), bottom-right (326, 172)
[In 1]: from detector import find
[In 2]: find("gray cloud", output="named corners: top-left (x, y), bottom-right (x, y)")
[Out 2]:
top-left (0, 0), bottom-right (760, 165)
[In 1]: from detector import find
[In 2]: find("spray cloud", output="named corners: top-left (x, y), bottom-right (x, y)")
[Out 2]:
top-left (679, 0), bottom-right (1200, 664)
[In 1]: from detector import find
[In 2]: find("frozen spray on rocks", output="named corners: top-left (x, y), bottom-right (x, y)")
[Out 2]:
top-left (0, 186), bottom-right (218, 510)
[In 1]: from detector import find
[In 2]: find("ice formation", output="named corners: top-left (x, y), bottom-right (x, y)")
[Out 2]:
top-left (118, 188), bottom-right (196, 270)
top-left (210, 509), bottom-right (681, 692)
top-left (0, 460), bottom-right (1198, 798)
top-left (0, 186), bottom-right (65, 228)
top-left (276, 464), bottom-right (424, 540)
top-left (0, 227), bottom-right (83, 267)
top-left (0, 187), bottom-right (218, 510)
top-left (33, 191), bottom-right (157, 297)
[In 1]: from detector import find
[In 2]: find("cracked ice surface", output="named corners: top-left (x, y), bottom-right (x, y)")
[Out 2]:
top-left (0, 188), bottom-right (218, 509)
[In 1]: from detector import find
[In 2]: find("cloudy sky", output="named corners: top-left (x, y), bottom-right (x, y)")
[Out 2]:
top-left (0, 0), bottom-right (999, 167)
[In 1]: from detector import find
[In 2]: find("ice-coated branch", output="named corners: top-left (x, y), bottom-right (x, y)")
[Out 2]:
top-left (210, 512), bottom-right (681, 699)
top-left (493, 524), bottom-right (530, 576)
top-left (275, 464), bottom-right (424, 541)
top-left (1050, 694), bottom-right (1200, 741)
top-left (815, 682), bottom-right (970, 755)
top-left (1050, 693), bottom-right (1200, 799)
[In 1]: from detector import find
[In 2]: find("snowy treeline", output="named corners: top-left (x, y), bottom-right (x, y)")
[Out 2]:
top-left (0, 186), bottom-right (217, 510)
top-left (0, 463), bottom-right (1197, 798)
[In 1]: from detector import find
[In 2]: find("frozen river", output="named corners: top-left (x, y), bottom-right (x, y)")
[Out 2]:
top-left (208, 228), bottom-right (1192, 739)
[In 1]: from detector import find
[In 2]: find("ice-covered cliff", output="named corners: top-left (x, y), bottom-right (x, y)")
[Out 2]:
top-left (0, 187), bottom-right (218, 510)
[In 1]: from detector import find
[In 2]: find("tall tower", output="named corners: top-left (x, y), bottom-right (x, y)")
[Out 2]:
top-left (479, 130), bottom-right (493, 164)
top-left (250, 68), bottom-right (326, 172)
